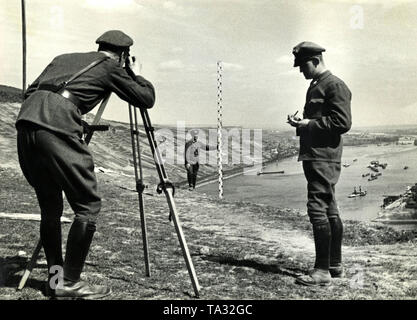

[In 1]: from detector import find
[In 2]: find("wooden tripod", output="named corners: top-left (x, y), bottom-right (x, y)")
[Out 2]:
top-left (128, 104), bottom-right (200, 297)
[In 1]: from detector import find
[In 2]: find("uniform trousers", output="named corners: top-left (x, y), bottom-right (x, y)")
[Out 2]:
top-left (302, 160), bottom-right (343, 269)
top-left (302, 160), bottom-right (341, 226)
top-left (186, 163), bottom-right (199, 188)
top-left (17, 121), bottom-right (101, 222)
top-left (16, 121), bottom-right (101, 274)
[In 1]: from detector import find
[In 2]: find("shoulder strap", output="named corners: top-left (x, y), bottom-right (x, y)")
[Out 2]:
top-left (62, 56), bottom-right (110, 87)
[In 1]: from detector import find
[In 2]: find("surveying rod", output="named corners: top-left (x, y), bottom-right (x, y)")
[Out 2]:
top-left (21, 0), bottom-right (26, 97)
top-left (216, 61), bottom-right (224, 199)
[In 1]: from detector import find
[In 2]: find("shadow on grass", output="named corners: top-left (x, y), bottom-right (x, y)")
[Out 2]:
top-left (0, 256), bottom-right (46, 295)
top-left (201, 255), bottom-right (304, 278)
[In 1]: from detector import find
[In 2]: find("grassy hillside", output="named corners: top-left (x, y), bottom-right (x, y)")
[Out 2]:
top-left (0, 84), bottom-right (299, 188)
top-left (1, 84), bottom-right (416, 301)
top-left (0, 85), bottom-right (23, 103)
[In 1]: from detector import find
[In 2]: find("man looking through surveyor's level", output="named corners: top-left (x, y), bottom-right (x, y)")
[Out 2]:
top-left (15, 30), bottom-right (155, 299)
top-left (287, 41), bottom-right (352, 286)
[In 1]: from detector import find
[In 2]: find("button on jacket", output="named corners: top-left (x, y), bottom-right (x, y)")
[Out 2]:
top-left (16, 51), bottom-right (155, 137)
top-left (297, 70), bottom-right (352, 162)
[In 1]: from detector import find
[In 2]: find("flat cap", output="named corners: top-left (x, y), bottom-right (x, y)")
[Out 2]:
top-left (292, 41), bottom-right (325, 67)
top-left (96, 30), bottom-right (133, 48)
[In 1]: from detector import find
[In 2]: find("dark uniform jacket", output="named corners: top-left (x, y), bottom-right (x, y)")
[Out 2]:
top-left (184, 140), bottom-right (213, 165)
top-left (16, 51), bottom-right (155, 137)
top-left (297, 70), bottom-right (352, 162)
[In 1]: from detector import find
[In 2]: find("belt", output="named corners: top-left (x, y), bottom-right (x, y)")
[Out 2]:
top-left (37, 84), bottom-right (82, 109)
top-left (57, 88), bottom-right (82, 108)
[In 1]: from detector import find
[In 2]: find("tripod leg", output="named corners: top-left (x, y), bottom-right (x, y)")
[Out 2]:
top-left (17, 239), bottom-right (42, 290)
top-left (165, 189), bottom-right (201, 297)
top-left (138, 108), bottom-right (200, 297)
top-left (129, 104), bottom-right (150, 276)
top-left (137, 191), bottom-right (150, 276)
top-left (84, 94), bottom-right (111, 144)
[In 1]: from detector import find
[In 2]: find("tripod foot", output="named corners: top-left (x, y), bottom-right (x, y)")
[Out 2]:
top-left (17, 270), bottom-right (31, 291)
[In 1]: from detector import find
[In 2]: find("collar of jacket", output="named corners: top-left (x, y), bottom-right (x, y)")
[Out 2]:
top-left (99, 50), bottom-right (120, 62)
top-left (310, 70), bottom-right (332, 87)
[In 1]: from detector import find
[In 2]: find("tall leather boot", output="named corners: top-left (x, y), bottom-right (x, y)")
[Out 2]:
top-left (54, 219), bottom-right (111, 299)
top-left (40, 218), bottom-right (64, 297)
top-left (312, 222), bottom-right (331, 270)
top-left (329, 216), bottom-right (344, 278)
top-left (63, 219), bottom-right (95, 281)
top-left (192, 173), bottom-right (197, 189)
top-left (187, 169), bottom-right (192, 188)
top-left (296, 222), bottom-right (331, 286)
top-left (40, 218), bottom-right (64, 270)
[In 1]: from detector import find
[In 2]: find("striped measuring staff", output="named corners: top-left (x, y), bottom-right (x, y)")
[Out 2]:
top-left (217, 61), bottom-right (224, 199)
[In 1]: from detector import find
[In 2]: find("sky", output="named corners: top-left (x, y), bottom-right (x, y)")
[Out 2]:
top-left (1, 0), bottom-right (417, 130)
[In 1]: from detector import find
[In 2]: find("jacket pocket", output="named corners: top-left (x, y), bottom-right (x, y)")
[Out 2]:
top-left (305, 98), bottom-right (325, 118)
top-left (309, 98), bottom-right (325, 104)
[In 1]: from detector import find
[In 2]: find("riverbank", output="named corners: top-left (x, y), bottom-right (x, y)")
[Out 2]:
top-left (1, 167), bottom-right (417, 300)
top-left (187, 156), bottom-right (290, 189)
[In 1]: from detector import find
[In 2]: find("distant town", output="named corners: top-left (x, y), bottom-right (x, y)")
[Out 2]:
top-left (261, 128), bottom-right (417, 163)
top-left (344, 130), bottom-right (416, 146)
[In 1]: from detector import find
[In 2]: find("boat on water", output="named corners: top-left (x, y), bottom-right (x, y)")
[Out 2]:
top-left (368, 165), bottom-right (379, 172)
top-left (348, 186), bottom-right (367, 198)
top-left (404, 166), bottom-right (409, 170)
top-left (363, 160), bottom-right (388, 179)
top-left (257, 170), bottom-right (285, 176)
top-left (343, 163), bottom-right (350, 168)
top-left (368, 160), bottom-right (388, 170)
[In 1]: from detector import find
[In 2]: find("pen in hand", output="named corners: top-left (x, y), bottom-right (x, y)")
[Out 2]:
top-left (287, 110), bottom-right (301, 127)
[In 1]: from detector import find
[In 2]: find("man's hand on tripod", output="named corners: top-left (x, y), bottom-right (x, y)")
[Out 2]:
top-left (81, 120), bottom-right (92, 136)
